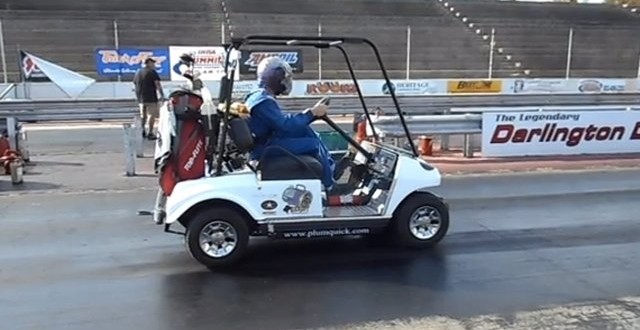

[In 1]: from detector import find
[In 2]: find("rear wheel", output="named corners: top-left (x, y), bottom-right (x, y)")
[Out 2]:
top-left (185, 207), bottom-right (250, 269)
top-left (392, 193), bottom-right (449, 248)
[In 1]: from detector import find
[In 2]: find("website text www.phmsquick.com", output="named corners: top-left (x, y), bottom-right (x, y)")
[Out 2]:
top-left (282, 228), bottom-right (371, 238)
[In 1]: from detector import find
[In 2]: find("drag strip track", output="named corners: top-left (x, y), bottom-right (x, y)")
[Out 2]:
top-left (1, 173), bottom-right (640, 330)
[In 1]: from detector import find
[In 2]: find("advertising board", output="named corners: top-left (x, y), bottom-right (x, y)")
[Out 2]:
top-left (94, 48), bottom-right (170, 78)
top-left (304, 80), bottom-right (359, 95)
top-left (239, 49), bottom-right (303, 74)
top-left (381, 80), bottom-right (440, 95)
top-left (509, 79), bottom-right (569, 94)
top-left (447, 80), bottom-right (502, 94)
top-left (168, 46), bottom-right (227, 81)
top-left (482, 110), bottom-right (640, 156)
top-left (576, 79), bottom-right (626, 94)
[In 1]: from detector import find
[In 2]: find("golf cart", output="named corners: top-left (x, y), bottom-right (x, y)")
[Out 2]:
top-left (148, 35), bottom-right (449, 269)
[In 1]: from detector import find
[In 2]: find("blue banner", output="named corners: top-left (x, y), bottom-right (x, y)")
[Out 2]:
top-left (95, 48), bottom-right (170, 78)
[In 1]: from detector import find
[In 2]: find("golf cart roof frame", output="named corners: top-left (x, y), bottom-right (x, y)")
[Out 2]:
top-left (215, 35), bottom-right (418, 174)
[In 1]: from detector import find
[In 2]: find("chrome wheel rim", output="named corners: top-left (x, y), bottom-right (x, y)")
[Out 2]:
top-left (199, 220), bottom-right (238, 258)
top-left (409, 205), bottom-right (442, 240)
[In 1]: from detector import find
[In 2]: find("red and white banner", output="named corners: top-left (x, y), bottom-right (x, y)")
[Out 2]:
top-left (482, 110), bottom-right (640, 157)
top-left (169, 46), bottom-right (228, 81)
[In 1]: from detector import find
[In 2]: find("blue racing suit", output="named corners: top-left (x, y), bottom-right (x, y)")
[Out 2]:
top-left (244, 88), bottom-right (336, 189)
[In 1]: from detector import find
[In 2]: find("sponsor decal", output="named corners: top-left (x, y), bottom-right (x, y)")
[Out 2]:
top-left (282, 228), bottom-right (371, 238)
top-left (447, 80), bottom-right (502, 93)
top-left (512, 79), bottom-right (567, 94)
top-left (482, 111), bottom-right (640, 157)
top-left (382, 80), bottom-right (437, 95)
top-left (183, 139), bottom-right (204, 172)
top-left (20, 51), bottom-right (49, 82)
top-left (240, 50), bottom-right (303, 74)
top-left (281, 184), bottom-right (313, 214)
top-left (260, 200), bottom-right (278, 210)
top-left (578, 79), bottom-right (603, 93)
top-left (94, 48), bottom-right (169, 77)
top-left (169, 46), bottom-right (227, 81)
top-left (578, 79), bottom-right (625, 93)
top-left (306, 81), bottom-right (357, 95)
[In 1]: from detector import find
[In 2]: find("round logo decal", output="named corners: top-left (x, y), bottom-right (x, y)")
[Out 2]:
top-left (381, 82), bottom-right (395, 95)
top-left (578, 80), bottom-right (603, 93)
top-left (261, 200), bottom-right (278, 210)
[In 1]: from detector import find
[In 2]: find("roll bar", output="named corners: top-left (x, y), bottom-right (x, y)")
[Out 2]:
top-left (213, 35), bottom-right (419, 175)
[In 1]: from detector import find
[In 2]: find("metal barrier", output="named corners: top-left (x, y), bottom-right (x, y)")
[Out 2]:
top-left (0, 116), bottom-right (30, 161)
top-left (0, 84), bottom-right (16, 100)
top-left (0, 93), bottom-right (639, 122)
top-left (122, 115), bottom-right (145, 176)
top-left (368, 114), bottom-right (482, 157)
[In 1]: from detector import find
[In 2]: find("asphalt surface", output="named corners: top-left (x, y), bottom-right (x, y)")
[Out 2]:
top-left (2, 169), bottom-right (640, 330)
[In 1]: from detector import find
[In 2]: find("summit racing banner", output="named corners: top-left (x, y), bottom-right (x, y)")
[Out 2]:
top-left (168, 46), bottom-right (227, 81)
top-left (239, 49), bottom-right (303, 74)
top-left (482, 110), bottom-right (640, 156)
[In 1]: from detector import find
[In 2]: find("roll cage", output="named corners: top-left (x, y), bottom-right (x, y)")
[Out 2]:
top-left (213, 35), bottom-right (417, 176)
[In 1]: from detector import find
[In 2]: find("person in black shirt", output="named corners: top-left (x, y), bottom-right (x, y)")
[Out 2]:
top-left (133, 58), bottom-right (165, 139)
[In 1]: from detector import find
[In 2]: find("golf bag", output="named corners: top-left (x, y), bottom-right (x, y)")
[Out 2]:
top-left (157, 90), bottom-right (207, 196)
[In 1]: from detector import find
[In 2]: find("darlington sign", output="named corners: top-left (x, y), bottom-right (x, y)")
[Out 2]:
top-left (481, 110), bottom-right (640, 156)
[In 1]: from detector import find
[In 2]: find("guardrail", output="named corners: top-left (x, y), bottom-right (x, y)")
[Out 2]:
top-left (0, 116), bottom-right (30, 162)
top-left (367, 114), bottom-right (482, 157)
top-left (0, 93), bottom-right (639, 122)
top-left (0, 84), bottom-right (16, 100)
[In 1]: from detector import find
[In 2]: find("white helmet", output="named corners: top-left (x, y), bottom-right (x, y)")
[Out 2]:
top-left (256, 56), bottom-right (293, 95)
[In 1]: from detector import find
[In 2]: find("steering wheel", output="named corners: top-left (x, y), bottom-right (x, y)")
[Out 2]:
top-left (315, 96), bottom-right (374, 161)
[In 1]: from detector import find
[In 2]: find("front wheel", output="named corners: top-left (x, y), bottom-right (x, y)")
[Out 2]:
top-left (185, 207), bottom-right (250, 269)
top-left (392, 193), bottom-right (449, 248)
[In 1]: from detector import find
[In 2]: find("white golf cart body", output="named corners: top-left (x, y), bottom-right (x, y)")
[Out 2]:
top-left (165, 141), bottom-right (442, 236)
top-left (146, 34), bottom-right (450, 268)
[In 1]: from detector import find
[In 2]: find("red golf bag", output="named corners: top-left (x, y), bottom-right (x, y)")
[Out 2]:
top-left (158, 90), bottom-right (207, 196)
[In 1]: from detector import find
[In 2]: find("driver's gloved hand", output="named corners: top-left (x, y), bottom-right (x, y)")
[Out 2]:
top-left (310, 103), bottom-right (328, 117)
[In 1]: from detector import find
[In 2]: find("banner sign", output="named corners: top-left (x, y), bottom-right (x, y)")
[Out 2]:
top-left (448, 80), bottom-right (502, 93)
top-left (94, 48), bottom-right (170, 77)
top-left (169, 46), bottom-right (227, 81)
top-left (576, 79), bottom-right (626, 94)
top-left (239, 50), bottom-right (303, 74)
top-left (381, 80), bottom-right (440, 95)
top-left (20, 51), bottom-right (50, 82)
top-left (482, 110), bottom-right (640, 156)
top-left (305, 81), bottom-right (358, 95)
top-left (510, 79), bottom-right (568, 94)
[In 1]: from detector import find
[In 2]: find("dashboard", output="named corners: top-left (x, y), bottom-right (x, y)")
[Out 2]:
top-left (354, 141), bottom-right (398, 178)
top-left (371, 148), bottom-right (397, 177)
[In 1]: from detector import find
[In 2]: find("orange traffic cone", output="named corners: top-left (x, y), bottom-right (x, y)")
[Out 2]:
top-left (356, 121), bottom-right (367, 143)
top-left (418, 136), bottom-right (433, 156)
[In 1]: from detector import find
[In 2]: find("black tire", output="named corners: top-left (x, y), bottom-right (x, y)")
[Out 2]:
top-left (392, 193), bottom-right (449, 248)
top-left (185, 207), bottom-right (250, 269)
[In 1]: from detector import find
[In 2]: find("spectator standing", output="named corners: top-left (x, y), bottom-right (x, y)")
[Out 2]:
top-left (133, 58), bottom-right (165, 140)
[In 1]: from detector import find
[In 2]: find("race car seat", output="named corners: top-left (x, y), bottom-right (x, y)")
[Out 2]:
top-left (257, 146), bottom-right (323, 181)
top-left (225, 116), bottom-right (323, 181)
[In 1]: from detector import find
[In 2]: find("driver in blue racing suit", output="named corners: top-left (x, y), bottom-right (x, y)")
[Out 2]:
top-left (244, 56), bottom-right (336, 190)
